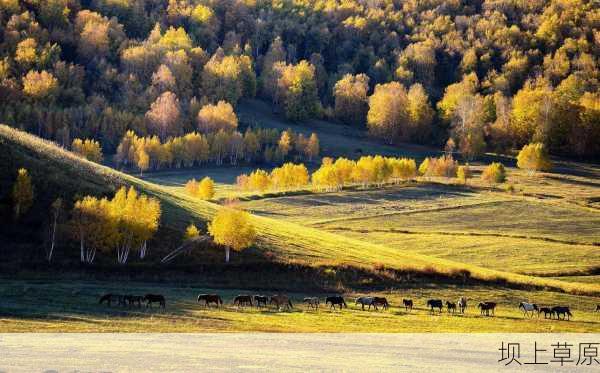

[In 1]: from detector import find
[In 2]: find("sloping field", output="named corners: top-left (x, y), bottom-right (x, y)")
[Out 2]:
top-left (2, 124), bottom-right (599, 297)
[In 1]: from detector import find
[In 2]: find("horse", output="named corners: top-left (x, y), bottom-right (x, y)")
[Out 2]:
top-left (402, 299), bottom-right (413, 312)
top-left (355, 296), bottom-right (375, 311)
top-left (596, 305), bottom-right (600, 312)
top-left (478, 302), bottom-right (496, 316)
top-left (233, 295), bottom-right (253, 308)
top-left (197, 294), bottom-right (223, 308)
top-left (124, 295), bottom-right (144, 307)
top-left (551, 306), bottom-right (572, 321)
top-left (427, 299), bottom-right (443, 314)
top-left (99, 293), bottom-right (125, 307)
top-left (458, 297), bottom-right (467, 313)
top-left (446, 301), bottom-right (457, 314)
top-left (519, 302), bottom-right (539, 318)
top-left (373, 297), bottom-right (389, 311)
top-left (254, 295), bottom-right (268, 308)
top-left (270, 295), bottom-right (293, 311)
top-left (538, 307), bottom-right (553, 319)
top-left (326, 296), bottom-right (347, 310)
top-left (303, 297), bottom-right (320, 310)
top-left (144, 294), bottom-right (165, 308)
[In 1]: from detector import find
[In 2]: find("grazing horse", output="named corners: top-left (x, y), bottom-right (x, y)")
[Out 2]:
top-left (596, 305), bottom-right (600, 312)
top-left (519, 302), bottom-right (539, 318)
top-left (458, 297), bottom-right (467, 314)
top-left (551, 306), bottom-right (573, 321)
top-left (538, 307), bottom-right (553, 319)
top-left (427, 299), bottom-right (443, 314)
top-left (402, 299), bottom-right (413, 312)
top-left (99, 293), bottom-right (125, 307)
top-left (197, 294), bottom-right (223, 308)
top-left (233, 295), bottom-right (253, 308)
top-left (270, 295), bottom-right (293, 311)
top-left (303, 297), bottom-right (320, 310)
top-left (326, 296), bottom-right (347, 310)
top-left (144, 294), bottom-right (165, 308)
top-left (124, 295), bottom-right (144, 308)
top-left (478, 302), bottom-right (496, 316)
top-left (356, 296), bottom-right (375, 311)
top-left (373, 297), bottom-right (389, 311)
top-left (254, 295), bottom-right (268, 308)
top-left (446, 301), bottom-right (457, 314)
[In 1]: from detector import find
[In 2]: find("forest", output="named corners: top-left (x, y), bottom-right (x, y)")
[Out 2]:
top-left (0, 0), bottom-right (598, 160)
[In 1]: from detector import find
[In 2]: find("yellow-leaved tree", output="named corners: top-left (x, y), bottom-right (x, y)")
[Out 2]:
top-left (12, 168), bottom-right (34, 220)
top-left (208, 207), bottom-right (256, 263)
top-left (197, 176), bottom-right (215, 200)
top-left (517, 143), bottom-right (552, 175)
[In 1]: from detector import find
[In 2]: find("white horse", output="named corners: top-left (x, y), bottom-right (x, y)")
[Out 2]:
top-left (303, 297), bottom-right (320, 310)
top-left (458, 297), bottom-right (467, 313)
top-left (519, 302), bottom-right (539, 318)
top-left (355, 296), bottom-right (375, 311)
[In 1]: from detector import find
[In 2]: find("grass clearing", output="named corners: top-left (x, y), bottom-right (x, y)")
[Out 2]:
top-left (1, 280), bottom-right (599, 332)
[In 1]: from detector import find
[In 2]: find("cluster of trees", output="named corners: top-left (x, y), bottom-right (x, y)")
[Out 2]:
top-left (72, 187), bottom-right (161, 264)
top-left (72, 138), bottom-right (103, 162)
top-left (185, 177), bottom-right (215, 200)
top-left (1, 0), bottom-right (597, 159)
top-left (115, 128), bottom-right (319, 173)
top-left (208, 206), bottom-right (256, 263)
top-left (236, 163), bottom-right (310, 192)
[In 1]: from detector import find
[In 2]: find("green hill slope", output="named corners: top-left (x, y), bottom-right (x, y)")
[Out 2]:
top-left (2, 124), bottom-right (599, 296)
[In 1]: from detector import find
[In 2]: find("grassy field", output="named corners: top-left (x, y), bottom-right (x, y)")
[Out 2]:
top-left (1, 280), bottom-right (599, 333)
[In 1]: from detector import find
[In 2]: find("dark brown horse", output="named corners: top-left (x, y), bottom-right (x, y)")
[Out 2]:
top-left (197, 294), bottom-right (223, 307)
top-left (538, 307), bottom-right (553, 319)
top-left (124, 295), bottom-right (144, 307)
top-left (596, 305), bottom-right (600, 312)
top-left (403, 299), bottom-right (413, 311)
top-left (326, 296), bottom-right (347, 310)
top-left (254, 295), bottom-right (268, 308)
top-left (373, 297), bottom-right (389, 310)
top-left (233, 295), bottom-right (253, 307)
top-left (478, 302), bottom-right (496, 316)
top-left (270, 294), bottom-right (293, 311)
top-left (446, 301), bottom-right (457, 314)
top-left (144, 294), bottom-right (165, 308)
top-left (427, 299), bottom-right (443, 314)
top-left (99, 293), bottom-right (125, 307)
top-left (551, 306), bottom-right (572, 320)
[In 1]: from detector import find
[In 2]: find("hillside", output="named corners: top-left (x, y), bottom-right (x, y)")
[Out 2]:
top-left (3, 124), bottom-right (600, 297)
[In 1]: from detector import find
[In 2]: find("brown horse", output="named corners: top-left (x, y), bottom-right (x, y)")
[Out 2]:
top-left (427, 299), bottom-right (443, 314)
top-left (254, 295), bottom-right (268, 308)
top-left (124, 295), bottom-right (144, 307)
top-left (538, 307), bottom-right (553, 319)
top-left (144, 294), bottom-right (165, 308)
top-left (99, 293), bottom-right (125, 307)
top-left (402, 299), bottom-right (413, 311)
top-left (303, 297), bottom-right (320, 310)
top-left (270, 295), bottom-right (293, 311)
top-left (326, 296), bottom-right (347, 310)
top-left (551, 306), bottom-right (572, 320)
top-left (596, 305), bottom-right (600, 312)
top-left (478, 302), bottom-right (496, 316)
top-left (446, 301), bottom-right (457, 314)
top-left (373, 297), bottom-right (389, 310)
top-left (197, 294), bottom-right (223, 308)
top-left (233, 295), bottom-right (253, 307)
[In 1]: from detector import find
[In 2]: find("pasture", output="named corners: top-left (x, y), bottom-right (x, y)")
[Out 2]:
top-left (1, 280), bottom-right (599, 333)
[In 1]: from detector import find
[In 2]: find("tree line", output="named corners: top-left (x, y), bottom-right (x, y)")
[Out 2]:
top-left (0, 0), bottom-right (597, 159)
top-left (113, 127), bottom-right (319, 174)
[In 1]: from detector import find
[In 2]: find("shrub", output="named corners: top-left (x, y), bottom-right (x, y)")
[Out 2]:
top-left (517, 143), bottom-right (552, 174)
top-left (481, 162), bottom-right (506, 184)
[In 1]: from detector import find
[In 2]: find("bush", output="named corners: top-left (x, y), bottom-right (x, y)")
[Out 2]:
top-left (481, 162), bottom-right (506, 184)
top-left (517, 143), bottom-right (552, 174)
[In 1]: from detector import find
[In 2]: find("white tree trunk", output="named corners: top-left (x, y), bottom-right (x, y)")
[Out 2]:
top-left (225, 246), bottom-right (230, 263)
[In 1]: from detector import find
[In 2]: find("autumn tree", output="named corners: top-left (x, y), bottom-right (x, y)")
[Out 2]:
top-left (367, 82), bottom-right (409, 143)
top-left (406, 84), bottom-right (434, 143)
top-left (481, 162), bottom-right (507, 185)
top-left (457, 164), bottom-right (471, 184)
top-left (208, 207), bottom-right (256, 263)
top-left (146, 91), bottom-right (181, 140)
top-left (72, 138), bottom-right (103, 163)
top-left (197, 101), bottom-right (238, 133)
top-left (517, 143), bottom-right (552, 175)
top-left (12, 168), bottom-right (33, 219)
top-left (275, 60), bottom-right (319, 121)
top-left (184, 223), bottom-right (200, 240)
top-left (305, 133), bottom-right (319, 161)
top-left (334, 73), bottom-right (369, 126)
top-left (197, 176), bottom-right (215, 200)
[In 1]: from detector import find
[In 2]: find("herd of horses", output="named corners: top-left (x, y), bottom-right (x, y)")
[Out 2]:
top-left (98, 293), bottom-right (595, 321)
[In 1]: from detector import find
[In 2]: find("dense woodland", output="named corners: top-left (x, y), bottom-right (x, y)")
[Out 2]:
top-left (0, 0), bottom-right (598, 161)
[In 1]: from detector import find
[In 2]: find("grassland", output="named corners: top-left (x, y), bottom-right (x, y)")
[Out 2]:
top-left (2, 280), bottom-right (600, 333)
